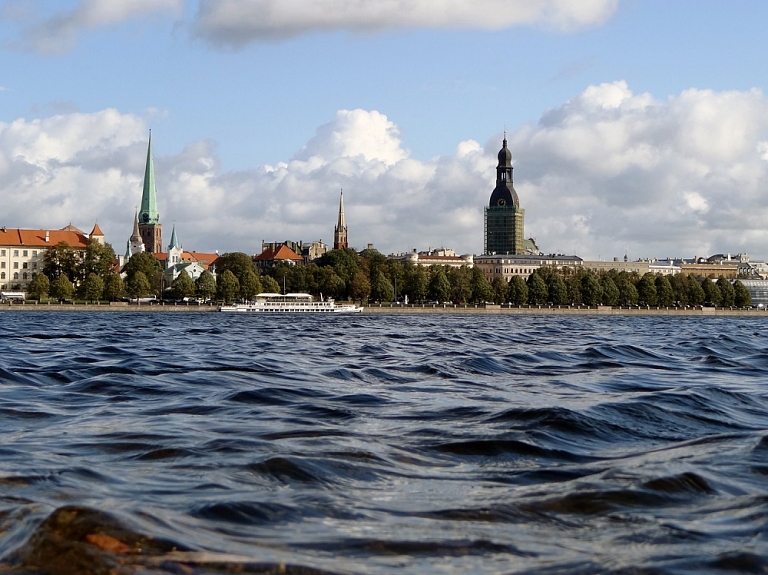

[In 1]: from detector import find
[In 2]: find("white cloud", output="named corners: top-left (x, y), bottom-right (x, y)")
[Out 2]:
top-left (193, 0), bottom-right (619, 46)
top-left (12, 0), bottom-right (183, 55)
top-left (5, 82), bottom-right (768, 261)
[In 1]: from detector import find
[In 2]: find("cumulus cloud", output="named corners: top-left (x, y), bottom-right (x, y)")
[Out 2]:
top-left (193, 0), bottom-right (619, 46)
top-left (5, 82), bottom-right (768, 261)
top-left (10, 0), bottom-right (183, 54)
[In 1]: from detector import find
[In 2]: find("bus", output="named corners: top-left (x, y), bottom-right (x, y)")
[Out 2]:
top-left (1, 291), bottom-right (25, 302)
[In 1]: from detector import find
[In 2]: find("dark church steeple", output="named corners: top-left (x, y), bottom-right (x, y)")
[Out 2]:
top-left (489, 132), bottom-right (520, 208)
top-left (333, 189), bottom-right (348, 250)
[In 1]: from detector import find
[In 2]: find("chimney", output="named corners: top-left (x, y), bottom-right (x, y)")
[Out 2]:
top-left (45, 231), bottom-right (49, 242)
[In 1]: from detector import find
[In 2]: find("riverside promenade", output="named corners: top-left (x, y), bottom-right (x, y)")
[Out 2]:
top-left (1, 302), bottom-right (766, 316)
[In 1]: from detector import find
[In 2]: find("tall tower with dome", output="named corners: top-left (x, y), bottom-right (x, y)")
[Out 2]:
top-left (484, 134), bottom-right (524, 255)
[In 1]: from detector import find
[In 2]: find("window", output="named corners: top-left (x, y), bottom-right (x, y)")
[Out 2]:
top-left (0, 272), bottom-right (4, 279)
top-left (22, 273), bottom-right (27, 280)
top-left (32, 250), bottom-right (37, 257)
top-left (22, 250), bottom-right (27, 257)
top-left (31, 273), bottom-right (37, 279)
top-left (22, 262), bottom-right (27, 269)
top-left (13, 262), bottom-right (18, 269)
top-left (13, 250), bottom-right (18, 256)
top-left (0, 262), bottom-right (4, 269)
top-left (32, 263), bottom-right (37, 269)
top-left (13, 272), bottom-right (18, 280)
top-left (0, 250), bottom-right (4, 256)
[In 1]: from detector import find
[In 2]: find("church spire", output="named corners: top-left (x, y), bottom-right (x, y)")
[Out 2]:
top-left (168, 224), bottom-right (181, 251)
top-left (333, 189), bottom-right (348, 250)
top-left (138, 131), bottom-right (160, 226)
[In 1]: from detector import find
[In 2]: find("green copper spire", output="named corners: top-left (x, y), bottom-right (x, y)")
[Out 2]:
top-left (138, 131), bottom-right (160, 225)
top-left (168, 224), bottom-right (181, 250)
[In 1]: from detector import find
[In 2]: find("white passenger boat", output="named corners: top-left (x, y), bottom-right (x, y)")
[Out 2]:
top-left (218, 293), bottom-right (363, 313)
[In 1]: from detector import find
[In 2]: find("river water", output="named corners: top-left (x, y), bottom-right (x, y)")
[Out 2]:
top-left (0, 312), bottom-right (766, 574)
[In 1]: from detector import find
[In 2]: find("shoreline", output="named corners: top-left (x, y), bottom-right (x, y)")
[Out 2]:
top-left (1, 302), bottom-right (766, 316)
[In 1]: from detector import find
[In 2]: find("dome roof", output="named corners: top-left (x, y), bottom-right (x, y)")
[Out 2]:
top-left (497, 139), bottom-right (512, 167)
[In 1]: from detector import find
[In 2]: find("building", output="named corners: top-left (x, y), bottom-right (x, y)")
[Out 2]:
top-left (0, 225), bottom-right (96, 290)
top-left (137, 132), bottom-right (162, 254)
top-left (389, 248), bottom-right (474, 269)
top-left (261, 240), bottom-right (327, 264)
top-left (582, 258), bottom-right (650, 276)
top-left (333, 190), bottom-right (348, 250)
top-left (474, 253), bottom-right (583, 282)
top-left (253, 244), bottom-right (304, 269)
top-left (485, 135), bottom-right (524, 255)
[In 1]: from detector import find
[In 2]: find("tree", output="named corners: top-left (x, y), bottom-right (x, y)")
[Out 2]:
top-left (50, 275), bottom-right (74, 300)
top-left (317, 248), bottom-right (361, 288)
top-left (526, 271), bottom-right (548, 305)
top-left (407, 265), bottom-right (428, 303)
top-left (43, 242), bottom-right (78, 282)
top-left (317, 267), bottom-right (345, 299)
top-left (171, 270), bottom-right (196, 300)
top-left (127, 271), bottom-right (152, 298)
top-left (702, 278), bottom-right (722, 307)
top-left (636, 273), bottom-right (658, 306)
top-left (217, 270), bottom-right (240, 303)
top-left (27, 274), bottom-right (50, 300)
top-left (195, 270), bottom-right (217, 300)
top-left (492, 275), bottom-right (509, 304)
top-left (580, 271), bottom-right (603, 306)
top-left (103, 272), bottom-right (124, 301)
top-left (733, 280), bottom-right (751, 307)
top-left (566, 275), bottom-right (582, 305)
top-left (508, 275), bottom-right (528, 305)
top-left (616, 274), bottom-right (638, 306)
top-left (83, 273), bottom-right (104, 302)
top-left (716, 277), bottom-right (735, 307)
top-left (79, 240), bottom-right (116, 283)
top-left (214, 252), bottom-right (257, 283)
top-left (261, 275), bottom-right (281, 294)
top-left (546, 274), bottom-right (568, 305)
top-left (123, 252), bottom-right (162, 296)
top-left (687, 276), bottom-right (706, 306)
top-left (448, 267), bottom-right (472, 303)
top-left (427, 267), bottom-right (451, 303)
top-left (469, 267), bottom-right (494, 303)
top-left (654, 275), bottom-right (675, 306)
top-left (349, 269), bottom-right (371, 303)
top-left (239, 269), bottom-right (262, 300)
top-left (370, 272), bottom-right (394, 302)
top-left (600, 275), bottom-right (619, 306)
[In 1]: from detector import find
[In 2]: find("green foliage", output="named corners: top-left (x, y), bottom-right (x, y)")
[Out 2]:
top-left (195, 270), bottom-right (217, 300)
top-left (566, 275), bottom-right (582, 305)
top-left (600, 275), bottom-right (619, 306)
top-left (654, 275), bottom-right (675, 306)
top-left (716, 277), bottom-right (735, 307)
top-left (317, 267), bottom-right (345, 299)
top-left (43, 242), bottom-right (78, 282)
top-left (27, 274), bottom-right (50, 300)
top-left (616, 273), bottom-right (638, 306)
top-left (127, 271), bottom-right (152, 298)
top-left (79, 241), bottom-right (116, 283)
top-left (580, 271), bottom-right (603, 306)
top-left (636, 273), bottom-right (658, 306)
top-left (702, 278), bottom-right (722, 307)
top-left (427, 268), bottom-right (451, 303)
top-left (687, 276), bottom-right (706, 306)
top-left (215, 252), bottom-right (256, 283)
top-left (217, 270), bottom-right (240, 303)
top-left (50, 274), bottom-right (74, 300)
top-left (507, 275), bottom-right (528, 306)
top-left (526, 271), bottom-right (548, 305)
top-left (123, 252), bottom-right (162, 296)
top-left (406, 265), bottom-right (428, 303)
top-left (470, 267), bottom-right (494, 303)
top-left (491, 275), bottom-right (509, 304)
top-left (261, 275), bottom-right (280, 294)
top-left (171, 270), bottom-right (196, 300)
top-left (103, 272), bottom-right (124, 301)
top-left (349, 270), bottom-right (371, 302)
top-left (317, 248), bottom-right (361, 288)
top-left (447, 267), bottom-right (472, 303)
top-left (733, 280), bottom-right (751, 307)
top-left (370, 272), bottom-right (394, 302)
top-left (547, 274), bottom-right (569, 305)
top-left (82, 273), bottom-right (104, 302)
top-left (239, 269), bottom-right (262, 300)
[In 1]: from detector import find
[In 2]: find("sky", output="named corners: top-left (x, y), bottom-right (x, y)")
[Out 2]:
top-left (1, 0), bottom-right (768, 261)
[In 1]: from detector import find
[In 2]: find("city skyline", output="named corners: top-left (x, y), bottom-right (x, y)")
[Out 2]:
top-left (1, 1), bottom-right (768, 260)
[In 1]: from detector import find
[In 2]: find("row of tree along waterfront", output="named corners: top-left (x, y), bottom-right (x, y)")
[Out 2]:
top-left (21, 242), bottom-right (752, 308)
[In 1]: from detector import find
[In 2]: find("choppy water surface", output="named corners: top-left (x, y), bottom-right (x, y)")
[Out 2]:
top-left (0, 312), bottom-right (767, 574)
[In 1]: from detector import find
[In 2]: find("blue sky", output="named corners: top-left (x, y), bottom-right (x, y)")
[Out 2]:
top-left (2, 0), bottom-right (768, 260)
